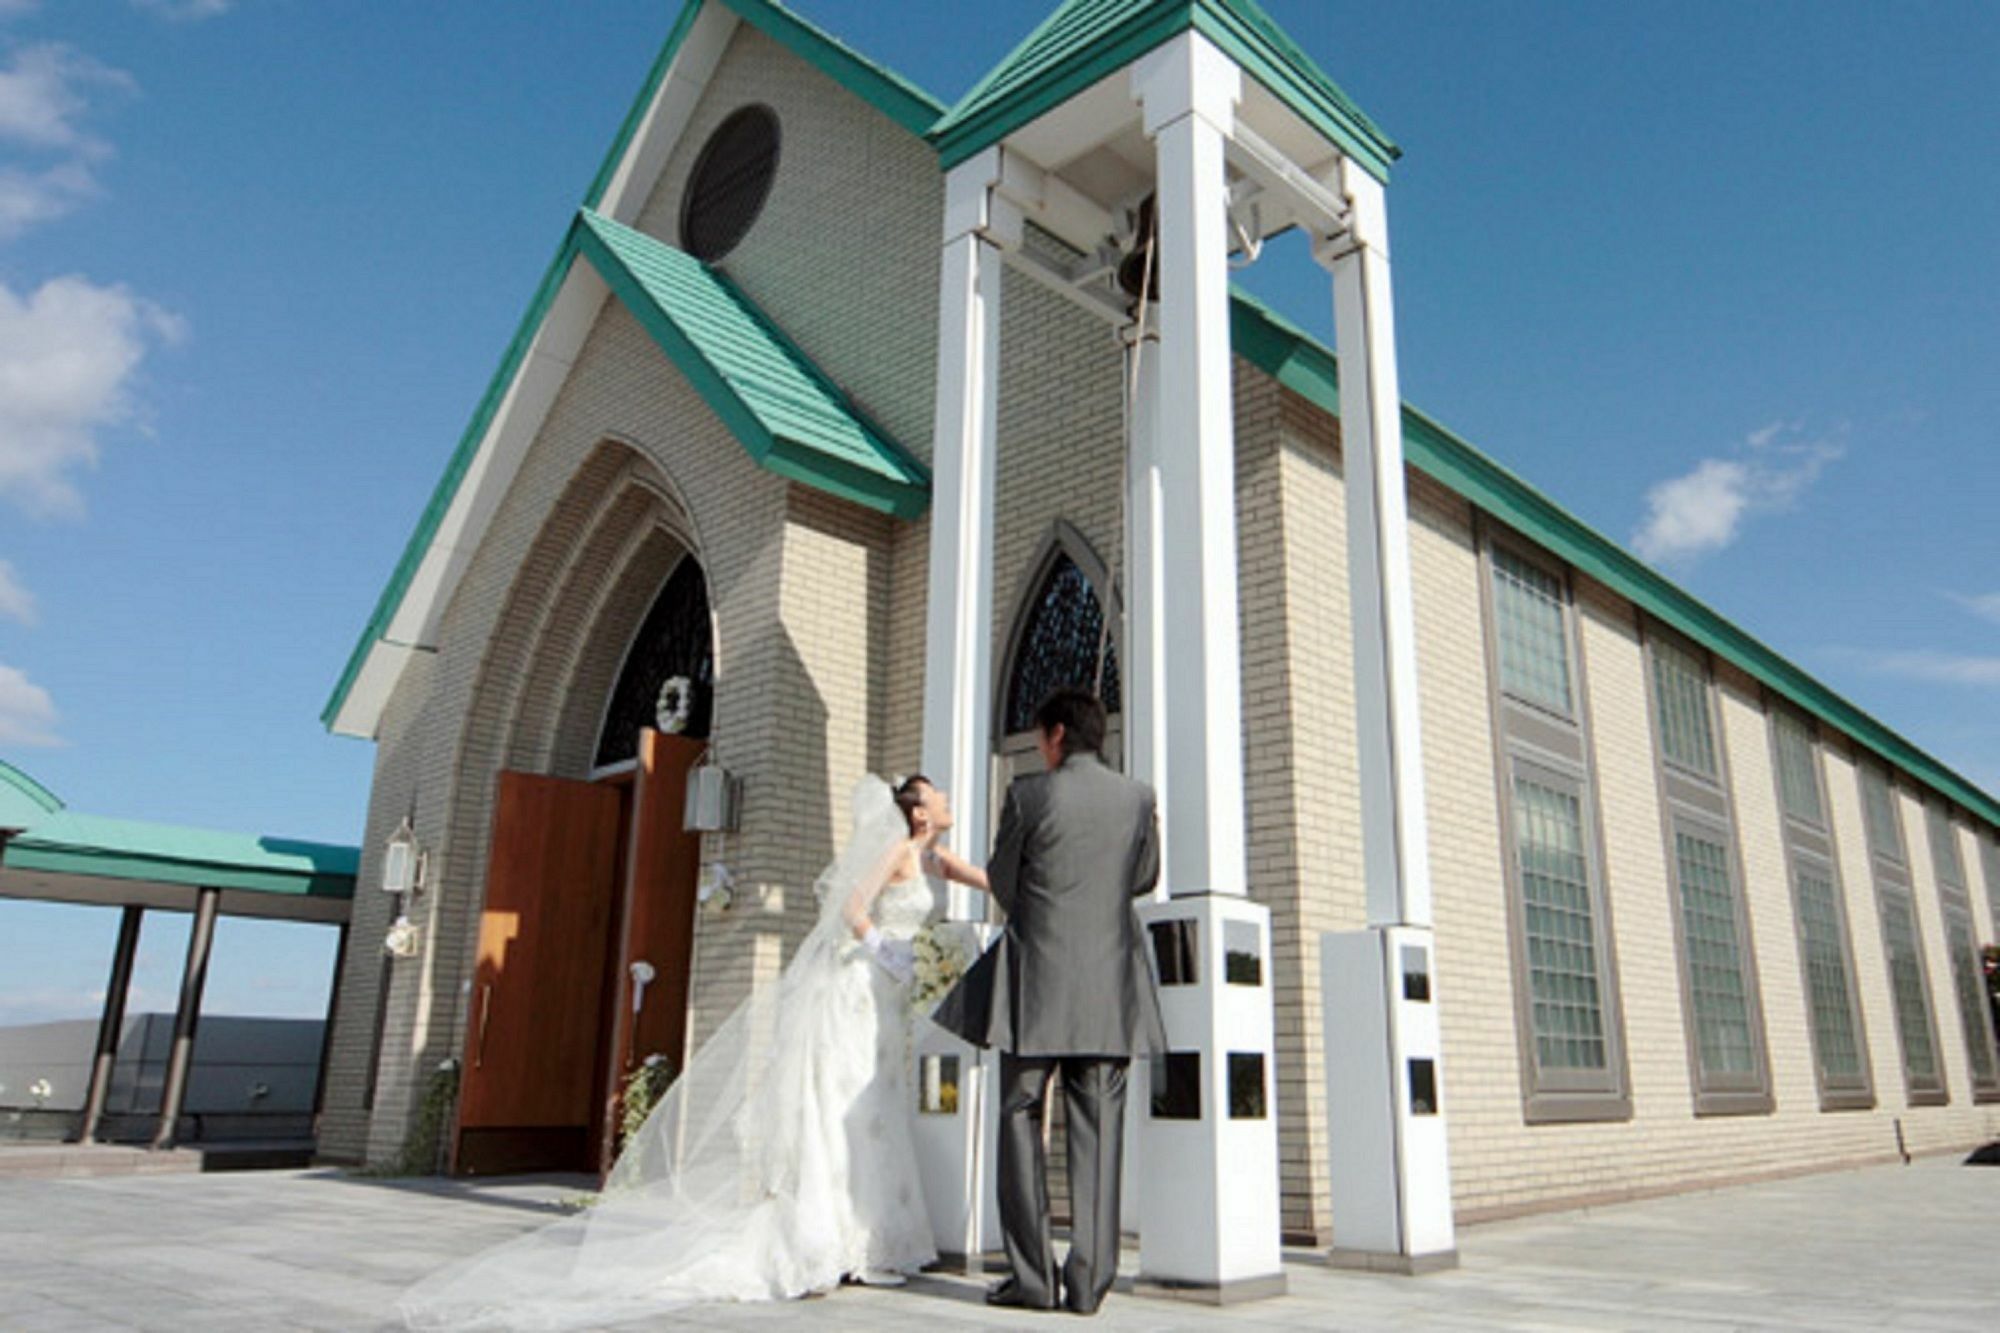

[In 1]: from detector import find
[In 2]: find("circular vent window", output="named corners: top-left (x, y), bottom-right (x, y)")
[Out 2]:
top-left (680, 105), bottom-right (781, 263)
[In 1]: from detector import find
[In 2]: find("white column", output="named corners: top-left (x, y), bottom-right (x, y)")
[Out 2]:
top-left (1318, 162), bottom-right (1433, 931)
top-left (1316, 159), bottom-right (1456, 1272)
top-left (915, 152), bottom-right (1005, 1265)
top-left (1122, 332), bottom-right (1166, 877)
top-left (1129, 33), bottom-right (1284, 1303)
top-left (1144, 34), bottom-right (1247, 903)
top-left (921, 153), bottom-right (1004, 925)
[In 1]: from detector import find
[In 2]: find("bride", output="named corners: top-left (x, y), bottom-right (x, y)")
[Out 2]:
top-left (399, 774), bottom-right (989, 1331)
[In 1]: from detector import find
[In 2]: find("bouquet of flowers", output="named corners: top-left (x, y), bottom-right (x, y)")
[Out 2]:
top-left (908, 922), bottom-right (972, 1015)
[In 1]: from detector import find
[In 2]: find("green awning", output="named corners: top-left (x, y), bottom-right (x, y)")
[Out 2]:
top-left (3, 812), bottom-right (359, 900)
top-left (0, 758), bottom-right (62, 832)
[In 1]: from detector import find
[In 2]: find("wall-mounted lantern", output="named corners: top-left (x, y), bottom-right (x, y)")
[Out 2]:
top-left (381, 816), bottom-right (428, 896)
top-left (683, 752), bottom-right (741, 833)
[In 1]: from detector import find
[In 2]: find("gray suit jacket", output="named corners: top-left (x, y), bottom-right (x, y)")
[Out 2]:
top-left (933, 753), bottom-right (1168, 1058)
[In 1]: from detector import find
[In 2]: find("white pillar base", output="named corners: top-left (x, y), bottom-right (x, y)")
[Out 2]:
top-left (1133, 894), bottom-right (1285, 1299)
top-left (912, 922), bottom-right (1003, 1266)
top-left (1320, 926), bottom-right (1457, 1273)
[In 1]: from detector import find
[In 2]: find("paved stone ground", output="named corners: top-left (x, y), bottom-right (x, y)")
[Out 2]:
top-left (1, 1154), bottom-right (1994, 1331)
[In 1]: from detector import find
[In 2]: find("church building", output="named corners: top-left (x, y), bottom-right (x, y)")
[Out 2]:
top-left (316, 0), bottom-right (2000, 1281)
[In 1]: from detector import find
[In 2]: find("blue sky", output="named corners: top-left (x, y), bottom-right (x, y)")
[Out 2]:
top-left (0, 0), bottom-right (1996, 1025)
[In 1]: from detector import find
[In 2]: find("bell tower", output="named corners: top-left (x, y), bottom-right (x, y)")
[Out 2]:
top-left (920, 0), bottom-right (1455, 1293)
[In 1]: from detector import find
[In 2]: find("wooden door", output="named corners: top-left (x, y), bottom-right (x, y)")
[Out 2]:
top-left (615, 730), bottom-right (706, 1076)
top-left (454, 771), bottom-right (623, 1176)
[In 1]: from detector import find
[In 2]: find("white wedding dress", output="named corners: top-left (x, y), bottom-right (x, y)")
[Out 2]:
top-left (398, 778), bottom-right (938, 1331)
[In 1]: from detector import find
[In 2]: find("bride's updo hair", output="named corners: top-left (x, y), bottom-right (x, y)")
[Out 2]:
top-left (893, 775), bottom-right (932, 833)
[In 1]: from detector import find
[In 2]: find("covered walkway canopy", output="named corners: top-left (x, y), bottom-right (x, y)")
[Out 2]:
top-left (0, 759), bottom-right (358, 1149)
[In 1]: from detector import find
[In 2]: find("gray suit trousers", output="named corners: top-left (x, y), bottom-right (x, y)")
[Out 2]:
top-left (997, 1053), bottom-right (1129, 1313)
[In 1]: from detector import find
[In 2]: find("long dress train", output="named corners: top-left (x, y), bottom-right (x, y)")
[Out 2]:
top-left (397, 777), bottom-right (937, 1330)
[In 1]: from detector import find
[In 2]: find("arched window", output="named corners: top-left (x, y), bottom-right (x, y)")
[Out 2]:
top-left (595, 557), bottom-right (714, 766)
top-left (1001, 534), bottom-right (1121, 738)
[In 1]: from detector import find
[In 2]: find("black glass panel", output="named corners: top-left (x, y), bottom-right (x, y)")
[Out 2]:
top-left (1408, 1058), bottom-right (1439, 1115)
top-left (1224, 920), bottom-right (1262, 987)
top-left (1150, 1051), bottom-right (1201, 1120)
top-left (596, 559), bottom-right (714, 766)
top-left (680, 106), bottom-right (780, 263)
top-left (1402, 945), bottom-right (1432, 1003)
top-left (1227, 1052), bottom-right (1267, 1120)
top-left (1003, 553), bottom-right (1121, 735)
top-left (1150, 919), bottom-right (1198, 987)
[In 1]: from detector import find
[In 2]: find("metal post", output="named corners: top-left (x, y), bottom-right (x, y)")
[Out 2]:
top-left (78, 904), bottom-right (144, 1144)
top-left (312, 920), bottom-right (351, 1129)
top-left (151, 888), bottom-right (220, 1150)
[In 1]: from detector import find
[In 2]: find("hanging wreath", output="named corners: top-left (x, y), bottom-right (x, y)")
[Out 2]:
top-left (654, 675), bottom-right (695, 735)
top-left (384, 914), bottom-right (423, 959)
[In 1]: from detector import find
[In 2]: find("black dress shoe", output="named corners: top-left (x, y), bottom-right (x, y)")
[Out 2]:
top-left (986, 1277), bottom-right (1058, 1310)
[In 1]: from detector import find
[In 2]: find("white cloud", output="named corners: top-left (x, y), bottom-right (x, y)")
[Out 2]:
top-left (1843, 650), bottom-right (2000, 688)
top-left (1631, 421), bottom-right (1843, 566)
top-left (0, 274), bottom-right (184, 515)
top-left (0, 660), bottom-right (59, 744)
top-left (0, 43), bottom-right (131, 156)
top-left (132, 0), bottom-right (234, 20)
top-left (0, 559), bottom-right (33, 624)
top-left (1946, 591), bottom-right (2000, 625)
top-left (0, 158), bottom-right (95, 239)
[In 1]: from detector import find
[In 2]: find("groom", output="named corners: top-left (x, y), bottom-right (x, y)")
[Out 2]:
top-left (933, 686), bottom-right (1168, 1315)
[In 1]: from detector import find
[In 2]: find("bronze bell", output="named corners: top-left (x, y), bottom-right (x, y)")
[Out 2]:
top-left (1117, 194), bottom-right (1161, 303)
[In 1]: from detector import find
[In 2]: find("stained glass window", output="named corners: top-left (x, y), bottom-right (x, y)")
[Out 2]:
top-left (595, 558), bottom-right (714, 766)
top-left (1002, 552), bottom-right (1120, 736)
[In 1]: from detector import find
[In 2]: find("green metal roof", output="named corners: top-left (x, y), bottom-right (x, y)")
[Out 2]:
top-left (931, 0), bottom-right (1399, 178)
top-left (575, 209), bottom-right (930, 518)
top-left (321, 208), bottom-right (929, 729)
top-left (1227, 289), bottom-right (2000, 831)
top-left (4, 812), bottom-right (359, 899)
top-left (0, 758), bottom-right (62, 831)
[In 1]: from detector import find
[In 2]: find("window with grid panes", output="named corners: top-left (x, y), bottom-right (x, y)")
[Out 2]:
top-left (1771, 711), bottom-right (1824, 826)
top-left (1926, 806), bottom-right (1966, 889)
top-left (1943, 911), bottom-right (1999, 1091)
top-left (1861, 765), bottom-right (1904, 862)
top-left (1673, 829), bottom-right (1758, 1078)
top-left (1793, 860), bottom-right (1866, 1085)
top-left (1512, 774), bottom-right (1608, 1072)
top-left (1490, 546), bottom-right (1573, 715)
top-left (1651, 637), bottom-right (1718, 778)
top-left (1880, 889), bottom-right (1943, 1089)
top-left (1983, 834), bottom-right (2000, 940)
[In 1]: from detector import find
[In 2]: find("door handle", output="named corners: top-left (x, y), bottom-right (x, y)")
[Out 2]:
top-left (475, 982), bottom-right (493, 1069)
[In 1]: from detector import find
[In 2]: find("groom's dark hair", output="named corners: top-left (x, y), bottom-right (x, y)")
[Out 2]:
top-left (1034, 686), bottom-right (1107, 759)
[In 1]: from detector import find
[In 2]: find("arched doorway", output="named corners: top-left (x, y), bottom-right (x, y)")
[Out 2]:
top-left (995, 523), bottom-right (1123, 803)
top-left (453, 552), bottom-right (715, 1177)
